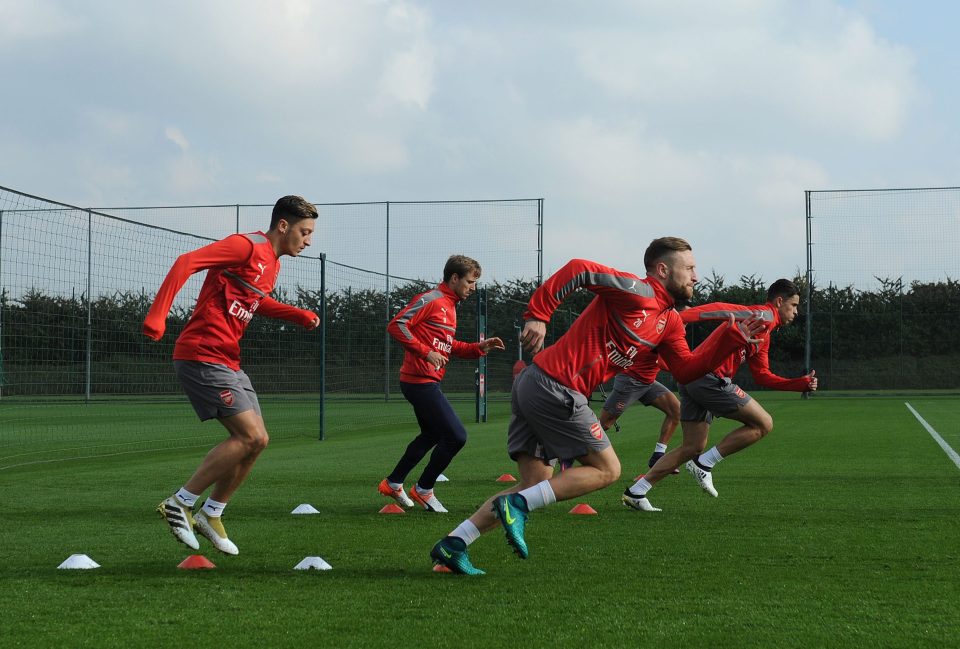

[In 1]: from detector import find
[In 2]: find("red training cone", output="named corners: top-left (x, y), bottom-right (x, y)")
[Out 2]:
top-left (569, 503), bottom-right (598, 515)
top-left (379, 503), bottom-right (405, 514)
top-left (496, 473), bottom-right (517, 482)
top-left (177, 555), bottom-right (216, 569)
top-left (432, 564), bottom-right (453, 573)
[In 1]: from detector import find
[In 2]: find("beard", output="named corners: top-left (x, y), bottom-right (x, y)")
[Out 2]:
top-left (665, 277), bottom-right (693, 303)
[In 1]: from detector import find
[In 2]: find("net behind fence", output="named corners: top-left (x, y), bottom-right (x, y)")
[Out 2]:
top-left (807, 187), bottom-right (960, 392)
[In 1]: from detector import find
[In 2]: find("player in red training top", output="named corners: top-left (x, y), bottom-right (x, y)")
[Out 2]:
top-left (378, 255), bottom-right (505, 513)
top-left (622, 278), bottom-right (817, 511)
top-left (144, 195), bottom-right (320, 555)
top-left (429, 238), bottom-right (766, 575)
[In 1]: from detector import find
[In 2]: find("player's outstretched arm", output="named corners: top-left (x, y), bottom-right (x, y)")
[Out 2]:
top-left (256, 295), bottom-right (319, 329)
top-left (143, 236), bottom-right (254, 340)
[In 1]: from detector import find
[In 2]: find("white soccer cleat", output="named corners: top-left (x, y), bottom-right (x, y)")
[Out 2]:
top-left (194, 511), bottom-right (239, 555)
top-left (621, 490), bottom-right (662, 512)
top-left (686, 461), bottom-right (719, 497)
top-left (410, 488), bottom-right (448, 513)
top-left (157, 496), bottom-right (199, 550)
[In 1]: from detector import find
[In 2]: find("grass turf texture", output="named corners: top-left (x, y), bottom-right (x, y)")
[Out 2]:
top-left (1, 393), bottom-right (959, 648)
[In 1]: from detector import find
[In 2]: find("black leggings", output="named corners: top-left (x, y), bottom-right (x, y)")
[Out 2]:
top-left (387, 381), bottom-right (468, 490)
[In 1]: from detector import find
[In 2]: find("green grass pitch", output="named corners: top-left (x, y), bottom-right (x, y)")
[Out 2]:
top-left (1, 393), bottom-right (959, 648)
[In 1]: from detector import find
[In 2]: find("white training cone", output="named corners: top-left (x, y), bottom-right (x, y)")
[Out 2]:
top-left (58, 554), bottom-right (101, 570)
top-left (294, 556), bottom-right (332, 571)
top-left (436, 474), bottom-right (449, 482)
top-left (291, 504), bottom-right (320, 515)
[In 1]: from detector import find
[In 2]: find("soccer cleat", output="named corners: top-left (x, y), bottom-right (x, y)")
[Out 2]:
top-left (157, 496), bottom-right (199, 550)
top-left (621, 489), bottom-right (662, 512)
top-left (686, 461), bottom-right (719, 497)
top-left (430, 537), bottom-right (485, 576)
top-left (492, 493), bottom-right (529, 559)
top-left (648, 451), bottom-right (680, 475)
top-left (194, 511), bottom-right (239, 555)
top-left (410, 488), bottom-right (448, 513)
top-left (378, 479), bottom-right (415, 508)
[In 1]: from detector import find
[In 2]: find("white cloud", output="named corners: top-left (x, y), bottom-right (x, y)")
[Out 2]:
top-left (376, 39), bottom-right (436, 110)
top-left (0, 0), bottom-right (80, 42)
top-left (573, 1), bottom-right (916, 141)
top-left (164, 127), bottom-right (190, 153)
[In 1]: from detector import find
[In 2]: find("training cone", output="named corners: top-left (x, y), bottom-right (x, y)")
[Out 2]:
top-left (294, 556), bottom-right (332, 571)
top-left (496, 473), bottom-right (517, 482)
top-left (432, 563), bottom-right (453, 573)
top-left (177, 555), bottom-right (216, 570)
top-left (379, 503), bottom-right (405, 514)
top-left (569, 503), bottom-right (598, 515)
top-left (436, 473), bottom-right (450, 482)
top-left (57, 554), bottom-right (100, 570)
top-left (291, 503), bottom-right (320, 515)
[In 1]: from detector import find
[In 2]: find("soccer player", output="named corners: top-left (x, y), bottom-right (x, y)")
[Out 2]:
top-left (622, 278), bottom-right (817, 511)
top-left (378, 255), bottom-right (505, 513)
top-left (429, 238), bottom-right (765, 574)
top-left (599, 369), bottom-right (681, 474)
top-left (144, 195), bottom-right (320, 554)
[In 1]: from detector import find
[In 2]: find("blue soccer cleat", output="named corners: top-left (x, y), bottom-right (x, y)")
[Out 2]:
top-left (492, 493), bottom-right (529, 559)
top-left (430, 537), bottom-right (485, 576)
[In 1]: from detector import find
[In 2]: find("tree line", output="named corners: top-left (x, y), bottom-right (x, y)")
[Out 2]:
top-left (2, 272), bottom-right (958, 396)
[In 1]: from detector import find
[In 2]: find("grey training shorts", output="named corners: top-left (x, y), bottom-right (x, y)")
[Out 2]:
top-left (174, 360), bottom-right (262, 421)
top-left (602, 374), bottom-right (672, 416)
top-left (679, 372), bottom-right (751, 424)
top-left (507, 363), bottom-right (611, 462)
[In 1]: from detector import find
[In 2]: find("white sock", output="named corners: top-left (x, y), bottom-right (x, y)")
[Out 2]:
top-left (175, 487), bottom-right (199, 508)
top-left (628, 477), bottom-right (652, 496)
top-left (387, 480), bottom-right (403, 490)
top-left (202, 498), bottom-right (228, 517)
top-left (517, 480), bottom-right (557, 512)
top-left (654, 442), bottom-right (668, 454)
top-left (449, 519), bottom-right (481, 546)
top-left (698, 446), bottom-right (724, 469)
top-left (415, 484), bottom-right (433, 496)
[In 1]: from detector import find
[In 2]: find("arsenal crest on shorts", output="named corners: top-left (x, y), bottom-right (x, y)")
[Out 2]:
top-left (590, 422), bottom-right (603, 440)
top-left (219, 389), bottom-right (234, 406)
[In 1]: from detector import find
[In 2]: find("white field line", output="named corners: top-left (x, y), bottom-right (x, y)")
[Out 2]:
top-left (905, 402), bottom-right (960, 471)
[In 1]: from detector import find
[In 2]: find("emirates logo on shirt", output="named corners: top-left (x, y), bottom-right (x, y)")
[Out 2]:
top-left (219, 390), bottom-right (234, 406)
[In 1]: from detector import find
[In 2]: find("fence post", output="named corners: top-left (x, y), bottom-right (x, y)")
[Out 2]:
top-left (0, 209), bottom-right (4, 400)
top-left (384, 201), bottom-right (391, 402)
top-left (85, 209), bottom-right (93, 404)
top-left (319, 253), bottom-right (326, 441)
top-left (235, 204), bottom-right (240, 234)
top-left (803, 190), bottom-right (812, 399)
top-left (537, 198), bottom-right (544, 285)
top-left (475, 287), bottom-right (487, 423)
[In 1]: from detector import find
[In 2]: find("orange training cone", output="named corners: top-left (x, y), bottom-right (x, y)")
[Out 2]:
top-left (432, 564), bottom-right (453, 573)
top-left (177, 555), bottom-right (216, 569)
top-left (496, 474), bottom-right (517, 482)
top-left (379, 503), bottom-right (405, 514)
top-left (569, 503), bottom-right (598, 515)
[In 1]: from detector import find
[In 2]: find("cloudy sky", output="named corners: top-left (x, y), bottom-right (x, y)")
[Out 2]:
top-left (2, 0), bottom-right (958, 284)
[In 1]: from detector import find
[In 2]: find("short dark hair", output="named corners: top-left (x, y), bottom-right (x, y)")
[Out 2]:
top-left (270, 195), bottom-right (318, 229)
top-left (767, 278), bottom-right (799, 301)
top-left (643, 237), bottom-right (692, 271)
top-left (443, 255), bottom-right (481, 282)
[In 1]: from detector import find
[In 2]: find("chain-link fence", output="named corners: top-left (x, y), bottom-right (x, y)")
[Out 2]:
top-left (806, 187), bottom-right (960, 392)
